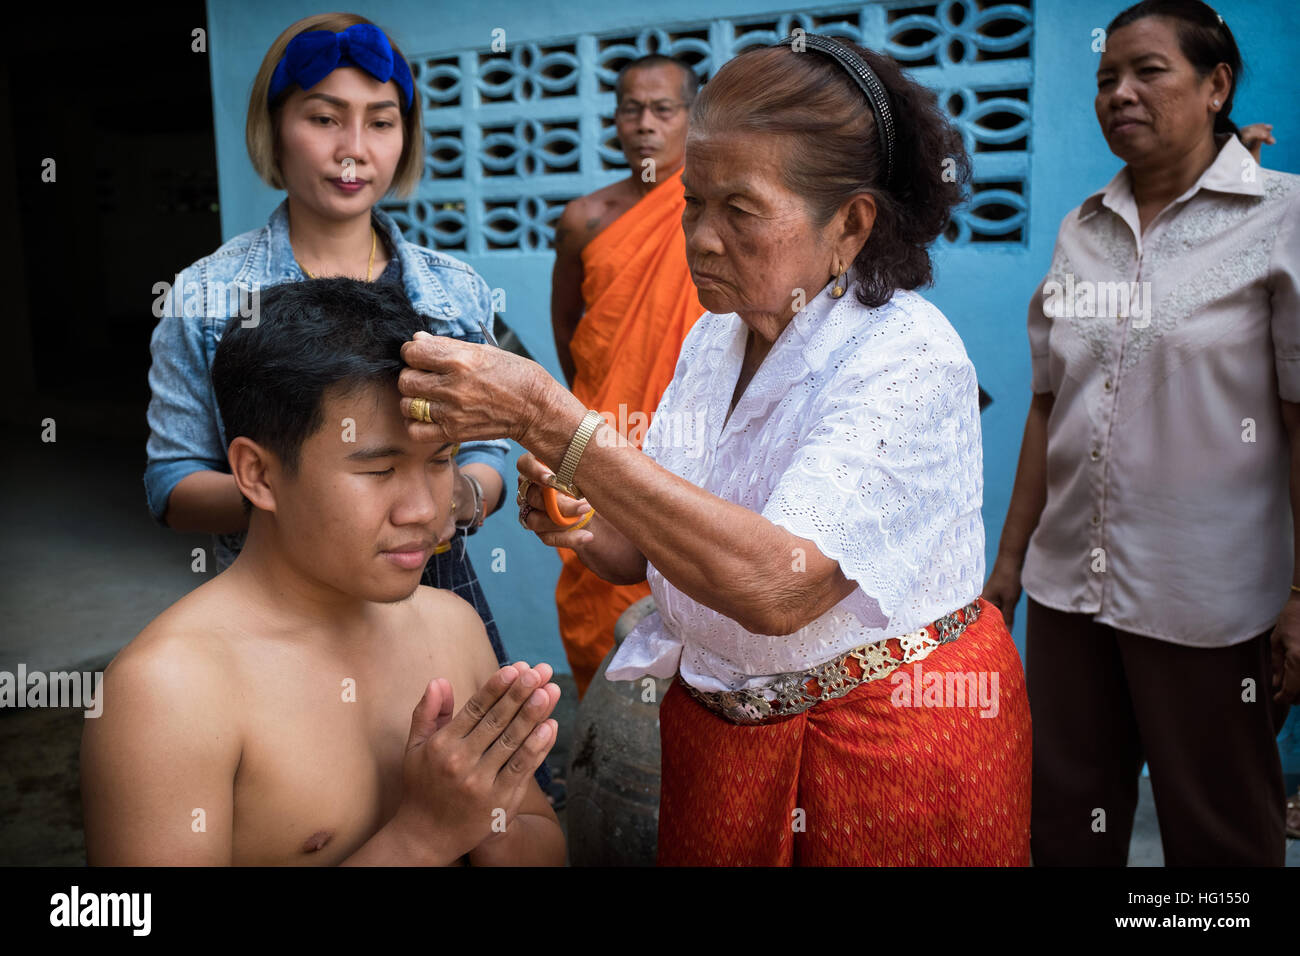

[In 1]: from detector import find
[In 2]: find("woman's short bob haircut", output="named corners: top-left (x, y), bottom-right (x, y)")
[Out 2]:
top-left (245, 13), bottom-right (423, 199)
top-left (689, 40), bottom-right (970, 309)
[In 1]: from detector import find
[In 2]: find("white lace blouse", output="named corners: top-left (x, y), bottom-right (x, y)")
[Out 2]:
top-left (604, 279), bottom-right (986, 693)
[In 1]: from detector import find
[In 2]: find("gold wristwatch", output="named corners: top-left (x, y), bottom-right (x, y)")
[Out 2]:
top-left (553, 410), bottom-right (604, 498)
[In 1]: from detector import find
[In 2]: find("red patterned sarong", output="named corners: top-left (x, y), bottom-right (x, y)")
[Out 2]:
top-left (656, 598), bottom-right (1032, 866)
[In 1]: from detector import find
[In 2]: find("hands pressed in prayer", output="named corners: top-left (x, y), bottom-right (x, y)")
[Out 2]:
top-left (392, 662), bottom-right (560, 863)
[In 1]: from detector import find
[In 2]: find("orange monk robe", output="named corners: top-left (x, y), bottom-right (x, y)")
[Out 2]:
top-left (560, 167), bottom-right (705, 696)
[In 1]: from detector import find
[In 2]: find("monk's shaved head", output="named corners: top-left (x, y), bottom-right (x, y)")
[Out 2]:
top-left (615, 55), bottom-right (699, 105)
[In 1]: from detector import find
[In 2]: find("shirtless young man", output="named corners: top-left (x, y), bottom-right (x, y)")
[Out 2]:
top-left (549, 55), bottom-right (697, 386)
top-left (81, 279), bottom-right (565, 866)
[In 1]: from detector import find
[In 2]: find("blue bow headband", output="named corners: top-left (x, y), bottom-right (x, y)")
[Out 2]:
top-left (269, 23), bottom-right (414, 112)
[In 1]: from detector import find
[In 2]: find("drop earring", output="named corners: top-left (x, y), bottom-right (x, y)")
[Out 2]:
top-left (831, 266), bottom-right (847, 299)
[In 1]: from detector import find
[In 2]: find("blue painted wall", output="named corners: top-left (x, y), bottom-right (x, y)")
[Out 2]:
top-left (203, 0), bottom-right (1300, 727)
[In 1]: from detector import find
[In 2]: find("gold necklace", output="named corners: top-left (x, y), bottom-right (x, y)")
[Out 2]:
top-left (299, 226), bottom-right (378, 281)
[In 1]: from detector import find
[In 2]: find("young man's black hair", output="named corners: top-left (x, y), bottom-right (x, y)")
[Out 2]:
top-left (211, 277), bottom-right (426, 475)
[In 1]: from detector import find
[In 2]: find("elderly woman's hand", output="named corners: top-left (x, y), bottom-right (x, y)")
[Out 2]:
top-left (515, 452), bottom-right (595, 549)
top-left (398, 331), bottom-right (549, 446)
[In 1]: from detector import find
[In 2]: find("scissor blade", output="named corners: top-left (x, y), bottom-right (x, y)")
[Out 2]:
top-left (477, 318), bottom-right (500, 349)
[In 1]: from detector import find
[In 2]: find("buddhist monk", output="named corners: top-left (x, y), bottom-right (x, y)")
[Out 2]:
top-left (549, 55), bottom-right (706, 694)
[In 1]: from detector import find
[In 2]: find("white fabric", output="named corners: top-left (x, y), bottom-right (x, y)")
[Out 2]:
top-left (605, 278), bottom-right (986, 692)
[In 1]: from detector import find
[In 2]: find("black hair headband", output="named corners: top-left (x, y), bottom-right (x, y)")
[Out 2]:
top-left (775, 33), bottom-right (896, 188)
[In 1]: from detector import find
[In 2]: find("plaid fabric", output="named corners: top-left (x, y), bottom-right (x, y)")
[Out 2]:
top-left (421, 532), bottom-right (508, 664)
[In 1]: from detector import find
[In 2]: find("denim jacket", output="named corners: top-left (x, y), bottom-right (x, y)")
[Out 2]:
top-left (145, 199), bottom-right (510, 564)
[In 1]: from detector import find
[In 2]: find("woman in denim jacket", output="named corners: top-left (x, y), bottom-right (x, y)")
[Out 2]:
top-left (144, 14), bottom-right (522, 690)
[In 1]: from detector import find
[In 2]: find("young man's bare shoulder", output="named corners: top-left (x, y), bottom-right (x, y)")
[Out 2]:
top-left (408, 585), bottom-right (499, 678)
top-left (105, 575), bottom-right (244, 701)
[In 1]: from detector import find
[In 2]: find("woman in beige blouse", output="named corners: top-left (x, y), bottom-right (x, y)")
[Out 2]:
top-left (984, 0), bottom-right (1299, 865)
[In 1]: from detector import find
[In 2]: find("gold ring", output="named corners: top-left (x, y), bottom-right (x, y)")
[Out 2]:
top-left (410, 398), bottom-right (433, 423)
top-left (518, 503), bottom-right (532, 529)
top-left (515, 488), bottom-right (528, 507)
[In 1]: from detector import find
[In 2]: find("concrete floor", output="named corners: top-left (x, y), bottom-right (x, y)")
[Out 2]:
top-left (0, 422), bottom-right (1295, 865)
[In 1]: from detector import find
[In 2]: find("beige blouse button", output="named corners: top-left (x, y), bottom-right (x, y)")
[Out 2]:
top-left (1103, 379), bottom-right (1112, 392)
top-left (1091, 514), bottom-right (1101, 526)
top-left (1090, 446), bottom-right (1101, 460)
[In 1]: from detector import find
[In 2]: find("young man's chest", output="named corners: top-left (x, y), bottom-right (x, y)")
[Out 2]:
top-left (226, 629), bottom-right (477, 865)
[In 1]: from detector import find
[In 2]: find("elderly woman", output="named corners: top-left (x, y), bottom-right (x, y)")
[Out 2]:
top-left (983, 0), bottom-right (1300, 866)
top-left (400, 35), bottom-right (1032, 866)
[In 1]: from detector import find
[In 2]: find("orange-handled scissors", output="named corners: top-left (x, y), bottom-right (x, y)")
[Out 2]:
top-left (542, 484), bottom-right (595, 528)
